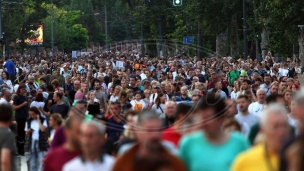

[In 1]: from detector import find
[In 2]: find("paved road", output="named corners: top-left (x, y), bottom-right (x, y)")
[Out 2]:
top-left (16, 156), bottom-right (28, 171)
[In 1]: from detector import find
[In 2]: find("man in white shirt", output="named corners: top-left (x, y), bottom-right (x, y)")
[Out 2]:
top-left (235, 95), bottom-right (259, 137)
top-left (0, 89), bottom-right (10, 104)
top-left (149, 84), bottom-right (169, 104)
top-left (63, 120), bottom-right (114, 171)
top-left (248, 89), bottom-right (266, 118)
top-left (259, 74), bottom-right (271, 95)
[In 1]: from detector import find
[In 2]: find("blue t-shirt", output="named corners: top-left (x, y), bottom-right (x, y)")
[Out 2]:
top-left (4, 60), bottom-right (16, 75)
top-left (179, 131), bottom-right (249, 171)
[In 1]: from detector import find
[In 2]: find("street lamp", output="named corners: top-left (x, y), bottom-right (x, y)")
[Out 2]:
top-left (173, 0), bottom-right (182, 6)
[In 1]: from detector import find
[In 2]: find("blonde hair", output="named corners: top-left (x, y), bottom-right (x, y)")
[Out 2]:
top-left (87, 90), bottom-right (96, 101)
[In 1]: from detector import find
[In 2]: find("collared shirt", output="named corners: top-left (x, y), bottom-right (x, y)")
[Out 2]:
top-left (63, 154), bottom-right (115, 171)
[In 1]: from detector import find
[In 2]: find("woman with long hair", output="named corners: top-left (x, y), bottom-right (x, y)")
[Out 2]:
top-left (110, 85), bottom-right (121, 102)
top-left (231, 80), bottom-right (241, 100)
top-left (283, 89), bottom-right (293, 112)
top-left (151, 92), bottom-right (166, 117)
top-left (87, 90), bottom-right (101, 117)
top-left (48, 113), bottom-right (63, 144)
top-left (24, 107), bottom-right (48, 171)
top-left (1, 71), bottom-right (13, 93)
top-left (30, 93), bottom-right (46, 118)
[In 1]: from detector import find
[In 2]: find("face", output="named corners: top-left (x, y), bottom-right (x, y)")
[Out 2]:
top-left (135, 119), bottom-right (163, 151)
top-left (181, 87), bottom-right (187, 95)
top-left (110, 104), bottom-right (121, 116)
top-left (165, 103), bottom-right (176, 117)
top-left (284, 92), bottom-right (292, 102)
top-left (56, 69), bottom-right (60, 75)
top-left (242, 82), bottom-right (249, 90)
top-left (257, 91), bottom-right (266, 102)
top-left (262, 113), bottom-right (289, 152)
top-left (29, 111), bottom-right (38, 119)
top-left (130, 78), bottom-right (136, 85)
top-left (264, 76), bottom-right (271, 84)
top-left (19, 88), bottom-right (27, 95)
top-left (291, 85), bottom-right (297, 91)
top-left (94, 82), bottom-right (101, 90)
top-left (65, 120), bottom-right (81, 149)
top-left (81, 83), bottom-right (88, 92)
top-left (89, 92), bottom-right (96, 100)
top-left (198, 108), bottom-right (224, 136)
top-left (74, 82), bottom-right (81, 90)
top-left (270, 85), bottom-right (278, 93)
top-left (80, 124), bottom-right (104, 155)
top-left (49, 116), bottom-right (55, 127)
top-left (135, 94), bottom-right (141, 101)
top-left (53, 93), bottom-right (59, 102)
top-left (192, 96), bottom-right (200, 104)
top-left (236, 98), bottom-right (250, 113)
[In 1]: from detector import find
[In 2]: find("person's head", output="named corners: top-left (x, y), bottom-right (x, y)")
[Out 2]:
top-left (223, 118), bottom-right (241, 133)
top-left (2, 71), bottom-right (9, 80)
top-left (74, 101), bottom-right (87, 114)
top-left (164, 101), bottom-right (176, 118)
top-left (175, 103), bottom-right (192, 121)
top-left (29, 107), bottom-right (41, 120)
top-left (94, 80), bottom-right (101, 90)
top-left (110, 101), bottom-right (122, 116)
top-left (215, 81), bottom-right (222, 90)
top-left (155, 92), bottom-right (166, 105)
top-left (135, 111), bottom-right (163, 152)
top-left (64, 115), bottom-right (83, 148)
top-left (270, 83), bottom-right (279, 94)
top-left (53, 92), bottom-right (63, 103)
top-left (129, 76), bottom-right (136, 86)
top-left (80, 120), bottom-right (106, 156)
top-left (134, 91), bottom-right (142, 101)
top-left (264, 74), bottom-right (271, 85)
top-left (127, 89), bottom-right (134, 98)
top-left (49, 113), bottom-right (63, 128)
top-left (236, 95), bottom-right (251, 113)
top-left (242, 79), bottom-right (251, 90)
top-left (283, 89), bottom-right (292, 103)
top-left (17, 83), bottom-right (27, 95)
top-left (256, 89), bottom-right (266, 104)
top-left (192, 95), bottom-right (226, 137)
top-left (260, 104), bottom-right (289, 152)
top-left (180, 86), bottom-right (188, 96)
top-left (35, 93), bottom-right (44, 102)
top-left (289, 83), bottom-right (300, 92)
top-left (292, 90), bottom-right (304, 128)
top-left (279, 81), bottom-right (288, 91)
top-left (1, 89), bottom-right (10, 99)
top-left (87, 91), bottom-right (96, 101)
top-left (113, 85), bottom-right (122, 95)
top-left (0, 104), bottom-right (13, 123)
top-left (81, 83), bottom-right (89, 93)
top-left (74, 80), bottom-right (81, 90)
top-left (55, 68), bottom-right (61, 75)
top-left (192, 94), bottom-right (201, 104)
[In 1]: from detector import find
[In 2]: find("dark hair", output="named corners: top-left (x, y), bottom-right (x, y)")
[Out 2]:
top-left (223, 118), bottom-right (241, 132)
top-left (155, 92), bottom-right (165, 106)
top-left (242, 79), bottom-right (251, 85)
top-left (193, 95), bottom-right (226, 118)
top-left (110, 101), bottom-right (121, 108)
top-left (265, 94), bottom-right (284, 105)
top-left (124, 110), bottom-right (139, 120)
top-left (17, 83), bottom-right (27, 94)
top-left (50, 113), bottom-right (63, 126)
top-left (46, 85), bottom-right (54, 92)
top-left (35, 93), bottom-right (44, 102)
top-left (54, 92), bottom-right (63, 99)
top-left (175, 103), bottom-right (192, 119)
top-left (40, 77), bottom-right (46, 83)
top-left (237, 94), bottom-right (250, 101)
top-left (134, 91), bottom-right (141, 96)
top-left (120, 91), bottom-right (127, 98)
top-left (2, 71), bottom-right (9, 80)
top-left (46, 69), bottom-right (51, 74)
top-left (0, 104), bottom-right (13, 122)
top-left (29, 106), bottom-right (41, 115)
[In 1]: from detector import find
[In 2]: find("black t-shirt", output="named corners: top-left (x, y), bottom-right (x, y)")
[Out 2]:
top-left (13, 94), bottom-right (29, 119)
top-left (44, 93), bottom-right (55, 112)
top-left (129, 86), bottom-right (139, 92)
top-left (50, 103), bottom-right (70, 119)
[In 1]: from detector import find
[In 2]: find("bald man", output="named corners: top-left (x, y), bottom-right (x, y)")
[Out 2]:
top-left (164, 101), bottom-right (177, 128)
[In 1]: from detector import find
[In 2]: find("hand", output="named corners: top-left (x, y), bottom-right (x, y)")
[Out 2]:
top-left (23, 101), bottom-right (28, 106)
top-left (26, 129), bottom-right (33, 135)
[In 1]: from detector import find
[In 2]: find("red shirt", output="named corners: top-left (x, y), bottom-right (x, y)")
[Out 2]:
top-left (43, 145), bottom-right (80, 171)
top-left (162, 126), bottom-right (182, 148)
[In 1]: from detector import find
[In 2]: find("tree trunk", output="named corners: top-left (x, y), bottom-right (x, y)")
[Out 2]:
top-left (299, 32), bottom-right (304, 64)
top-left (216, 29), bottom-right (228, 57)
top-left (260, 28), bottom-right (270, 58)
top-left (230, 14), bottom-right (238, 57)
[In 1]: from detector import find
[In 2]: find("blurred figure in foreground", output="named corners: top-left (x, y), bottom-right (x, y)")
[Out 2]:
top-left (179, 95), bottom-right (249, 171)
top-left (232, 104), bottom-right (290, 171)
top-left (113, 111), bottom-right (187, 171)
top-left (63, 120), bottom-right (114, 171)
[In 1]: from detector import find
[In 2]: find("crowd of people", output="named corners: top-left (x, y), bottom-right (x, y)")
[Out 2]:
top-left (0, 51), bottom-right (303, 171)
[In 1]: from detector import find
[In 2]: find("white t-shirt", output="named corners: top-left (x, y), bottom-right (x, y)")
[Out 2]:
top-left (279, 68), bottom-right (288, 77)
top-left (30, 101), bottom-right (46, 118)
top-left (24, 119), bottom-right (47, 140)
top-left (4, 80), bottom-right (13, 94)
top-left (63, 154), bottom-right (115, 171)
top-left (248, 102), bottom-right (264, 118)
top-left (130, 99), bottom-right (146, 111)
top-left (0, 98), bottom-right (8, 104)
top-left (109, 95), bottom-right (119, 102)
top-left (235, 113), bottom-right (259, 137)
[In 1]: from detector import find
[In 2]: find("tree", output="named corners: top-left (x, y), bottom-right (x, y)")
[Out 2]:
top-left (69, 24), bottom-right (89, 50)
